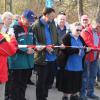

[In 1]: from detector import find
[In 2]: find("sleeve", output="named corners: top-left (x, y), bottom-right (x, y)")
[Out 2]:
top-left (62, 34), bottom-right (79, 55)
top-left (0, 34), bottom-right (17, 56)
top-left (13, 25), bottom-right (28, 54)
top-left (81, 30), bottom-right (96, 48)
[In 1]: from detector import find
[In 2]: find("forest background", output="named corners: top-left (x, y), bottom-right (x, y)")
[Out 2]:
top-left (0, 0), bottom-right (100, 23)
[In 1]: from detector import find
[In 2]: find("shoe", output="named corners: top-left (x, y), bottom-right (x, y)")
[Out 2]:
top-left (62, 96), bottom-right (68, 100)
top-left (87, 94), bottom-right (99, 100)
top-left (5, 96), bottom-right (12, 100)
top-left (79, 96), bottom-right (88, 100)
top-left (70, 95), bottom-right (79, 100)
top-left (27, 80), bottom-right (35, 85)
top-left (97, 78), bottom-right (100, 82)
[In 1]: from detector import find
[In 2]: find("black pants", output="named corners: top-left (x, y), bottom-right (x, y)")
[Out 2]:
top-left (36, 61), bottom-right (56, 100)
top-left (27, 68), bottom-right (33, 83)
top-left (5, 69), bottom-right (32, 100)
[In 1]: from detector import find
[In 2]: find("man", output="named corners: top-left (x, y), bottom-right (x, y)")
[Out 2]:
top-left (80, 19), bottom-right (100, 100)
top-left (96, 29), bottom-right (100, 88)
top-left (7, 9), bottom-right (36, 100)
top-left (55, 11), bottom-right (70, 42)
top-left (32, 7), bottom-right (60, 100)
top-left (55, 11), bottom-right (71, 100)
top-left (81, 15), bottom-right (92, 30)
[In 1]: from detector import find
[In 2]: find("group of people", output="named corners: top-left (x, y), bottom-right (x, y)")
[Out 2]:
top-left (0, 7), bottom-right (100, 100)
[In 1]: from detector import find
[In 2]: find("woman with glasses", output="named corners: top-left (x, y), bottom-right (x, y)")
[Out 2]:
top-left (57, 22), bottom-right (87, 100)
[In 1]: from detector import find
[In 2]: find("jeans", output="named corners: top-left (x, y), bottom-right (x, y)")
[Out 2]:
top-left (97, 59), bottom-right (100, 81)
top-left (80, 60), bottom-right (98, 96)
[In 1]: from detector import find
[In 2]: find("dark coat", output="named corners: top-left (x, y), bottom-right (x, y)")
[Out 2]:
top-left (32, 18), bottom-right (60, 65)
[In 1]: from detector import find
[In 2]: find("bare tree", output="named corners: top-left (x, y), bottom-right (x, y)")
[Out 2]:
top-left (96, 0), bottom-right (100, 19)
top-left (77, 0), bottom-right (83, 20)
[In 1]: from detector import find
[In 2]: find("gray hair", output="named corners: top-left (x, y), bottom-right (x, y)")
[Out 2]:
top-left (2, 11), bottom-right (13, 21)
top-left (70, 22), bottom-right (82, 30)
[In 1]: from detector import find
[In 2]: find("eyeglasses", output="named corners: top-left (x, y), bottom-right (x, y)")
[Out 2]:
top-left (76, 29), bottom-right (82, 32)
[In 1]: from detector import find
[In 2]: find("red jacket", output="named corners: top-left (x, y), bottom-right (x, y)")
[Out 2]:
top-left (81, 28), bottom-right (100, 62)
top-left (0, 34), bottom-right (17, 83)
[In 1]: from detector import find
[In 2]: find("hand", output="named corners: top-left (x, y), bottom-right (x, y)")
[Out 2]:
top-left (60, 44), bottom-right (65, 49)
top-left (46, 46), bottom-right (54, 54)
top-left (27, 48), bottom-right (34, 54)
top-left (36, 45), bottom-right (45, 51)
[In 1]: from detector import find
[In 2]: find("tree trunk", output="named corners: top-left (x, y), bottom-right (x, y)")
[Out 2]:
top-left (9, 0), bottom-right (12, 12)
top-left (77, 0), bottom-right (84, 20)
top-left (96, 0), bottom-right (100, 20)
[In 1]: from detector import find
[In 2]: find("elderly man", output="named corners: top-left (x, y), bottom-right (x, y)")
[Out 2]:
top-left (80, 19), bottom-right (100, 100)
top-left (32, 7), bottom-right (60, 100)
top-left (6, 9), bottom-right (36, 100)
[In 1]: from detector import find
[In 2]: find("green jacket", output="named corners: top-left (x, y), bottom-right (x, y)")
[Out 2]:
top-left (8, 21), bottom-right (36, 69)
top-left (32, 18), bottom-right (60, 65)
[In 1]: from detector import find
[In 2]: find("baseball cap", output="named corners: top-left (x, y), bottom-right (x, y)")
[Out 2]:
top-left (81, 15), bottom-right (89, 20)
top-left (22, 9), bottom-right (35, 23)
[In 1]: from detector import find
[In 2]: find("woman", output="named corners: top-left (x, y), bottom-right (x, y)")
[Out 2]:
top-left (57, 22), bottom-right (87, 100)
top-left (0, 33), bottom-right (17, 100)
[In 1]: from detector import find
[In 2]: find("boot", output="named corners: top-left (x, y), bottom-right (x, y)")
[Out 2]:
top-left (62, 96), bottom-right (68, 100)
top-left (70, 95), bottom-right (79, 100)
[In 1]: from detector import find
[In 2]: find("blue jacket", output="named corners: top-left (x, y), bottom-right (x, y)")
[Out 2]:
top-left (57, 32), bottom-right (87, 70)
top-left (65, 33), bottom-right (85, 71)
